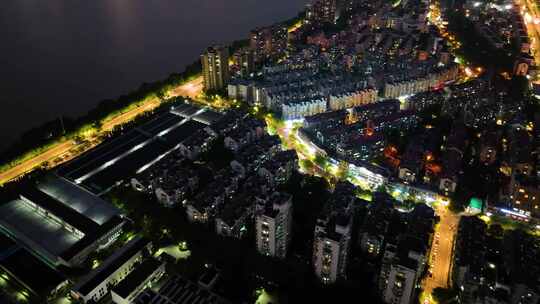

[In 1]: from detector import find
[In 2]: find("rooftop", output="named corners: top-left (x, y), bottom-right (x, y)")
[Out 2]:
top-left (0, 197), bottom-right (83, 260)
top-left (112, 258), bottom-right (163, 298)
top-left (0, 246), bottom-right (66, 297)
top-left (74, 236), bottom-right (150, 296)
top-left (37, 176), bottom-right (120, 226)
top-left (134, 275), bottom-right (231, 304)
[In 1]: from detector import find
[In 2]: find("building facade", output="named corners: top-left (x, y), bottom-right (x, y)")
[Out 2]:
top-left (201, 45), bottom-right (230, 91)
top-left (255, 192), bottom-right (293, 258)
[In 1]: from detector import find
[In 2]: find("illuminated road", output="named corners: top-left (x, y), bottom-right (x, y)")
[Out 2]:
top-left (0, 141), bottom-right (75, 184)
top-left (168, 76), bottom-right (203, 99)
top-left (268, 114), bottom-right (460, 304)
top-left (422, 205), bottom-right (460, 303)
top-left (518, 0), bottom-right (540, 70)
top-left (0, 76), bottom-right (203, 186)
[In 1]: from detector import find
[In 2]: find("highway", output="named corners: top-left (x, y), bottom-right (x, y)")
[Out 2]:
top-left (422, 204), bottom-right (460, 303)
top-left (0, 76), bottom-right (203, 186)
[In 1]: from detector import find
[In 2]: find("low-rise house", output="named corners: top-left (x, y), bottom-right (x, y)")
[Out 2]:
top-left (258, 150), bottom-right (299, 187)
top-left (186, 182), bottom-right (227, 223)
top-left (132, 157), bottom-right (199, 207)
top-left (178, 128), bottom-right (218, 160)
top-left (231, 136), bottom-right (282, 176)
top-left (185, 170), bottom-right (241, 223)
top-left (223, 118), bottom-right (266, 152)
top-left (399, 140), bottom-right (425, 184)
top-left (215, 194), bottom-right (253, 239)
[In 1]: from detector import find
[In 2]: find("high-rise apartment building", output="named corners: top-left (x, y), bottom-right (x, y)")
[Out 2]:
top-left (255, 192), bottom-right (293, 259)
top-left (306, 0), bottom-right (339, 24)
top-left (313, 207), bottom-right (355, 285)
top-left (201, 45), bottom-right (230, 91)
top-left (379, 233), bottom-right (430, 303)
top-left (312, 214), bottom-right (352, 284)
top-left (312, 182), bottom-right (357, 284)
top-left (233, 48), bottom-right (255, 77)
top-left (249, 25), bottom-right (288, 63)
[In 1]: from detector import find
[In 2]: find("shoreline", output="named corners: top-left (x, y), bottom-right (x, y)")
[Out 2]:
top-left (0, 10), bottom-right (304, 185)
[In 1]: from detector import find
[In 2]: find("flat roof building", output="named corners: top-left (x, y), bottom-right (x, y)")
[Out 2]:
top-left (71, 236), bottom-right (152, 303)
top-left (0, 177), bottom-right (124, 267)
top-left (111, 258), bottom-right (165, 304)
top-left (133, 275), bottom-right (231, 304)
top-left (0, 234), bottom-right (68, 303)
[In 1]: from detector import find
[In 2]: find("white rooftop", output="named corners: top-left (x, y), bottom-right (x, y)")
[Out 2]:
top-left (37, 176), bottom-right (120, 225)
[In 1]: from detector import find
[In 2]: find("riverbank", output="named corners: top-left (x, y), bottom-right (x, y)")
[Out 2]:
top-left (0, 57), bottom-right (201, 169)
top-left (0, 8), bottom-right (304, 185)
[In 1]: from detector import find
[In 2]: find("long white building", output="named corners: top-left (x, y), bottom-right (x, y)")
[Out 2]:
top-left (281, 98), bottom-right (327, 120)
top-left (383, 65), bottom-right (459, 99)
top-left (328, 88), bottom-right (379, 111)
top-left (71, 237), bottom-right (152, 303)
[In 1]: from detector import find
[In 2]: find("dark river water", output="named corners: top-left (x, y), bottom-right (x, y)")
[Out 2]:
top-left (0, 0), bottom-right (307, 151)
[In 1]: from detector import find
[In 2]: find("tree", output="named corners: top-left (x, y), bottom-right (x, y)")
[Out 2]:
top-left (92, 120), bottom-right (103, 131)
top-left (375, 184), bottom-right (387, 194)
top-left (508, 75), bottom-right (529, 101)
top-left (299, 159), bottom-right (314, 172)
top-left (432, 287), bottom-right (458, 304)
top-left (313, 154), bottom-right (328, 168)
top-left (487, 223), bottom-right (504, 239)
top-left (156, 87), bottom-right (166, 100)
top-left (336, 161), bottom-right (349, 181)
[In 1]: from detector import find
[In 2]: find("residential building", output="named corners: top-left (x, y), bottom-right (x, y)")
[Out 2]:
top-left (312, 182), bottom-right (357, 284)
top-left (306, 0), bottom-right (339, 24)
top-left (255, 192), bottom-right (293, 258)
top-left (258, 150), bottom-right (299, 187)
top-left (178, 128), bottom-right (218, 160)
top-left (380, 236), bottom-right (429, 304)
top-left (215, 193), bottom-right (253, 239)
top-left (249, 25), bottom-right (288, 62)
top-left (508, 176), bottom-right (540, 219)
top-left (201, 45), bottom-right (230, 91)
top-left (313, 213), bottom-right (352, 284)
top-left (359, 196), bottom-right (394, 257)
top-left (439, 120), bottom-right (468, 194)
top-left (233, 48), bottom-right (255, 77)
